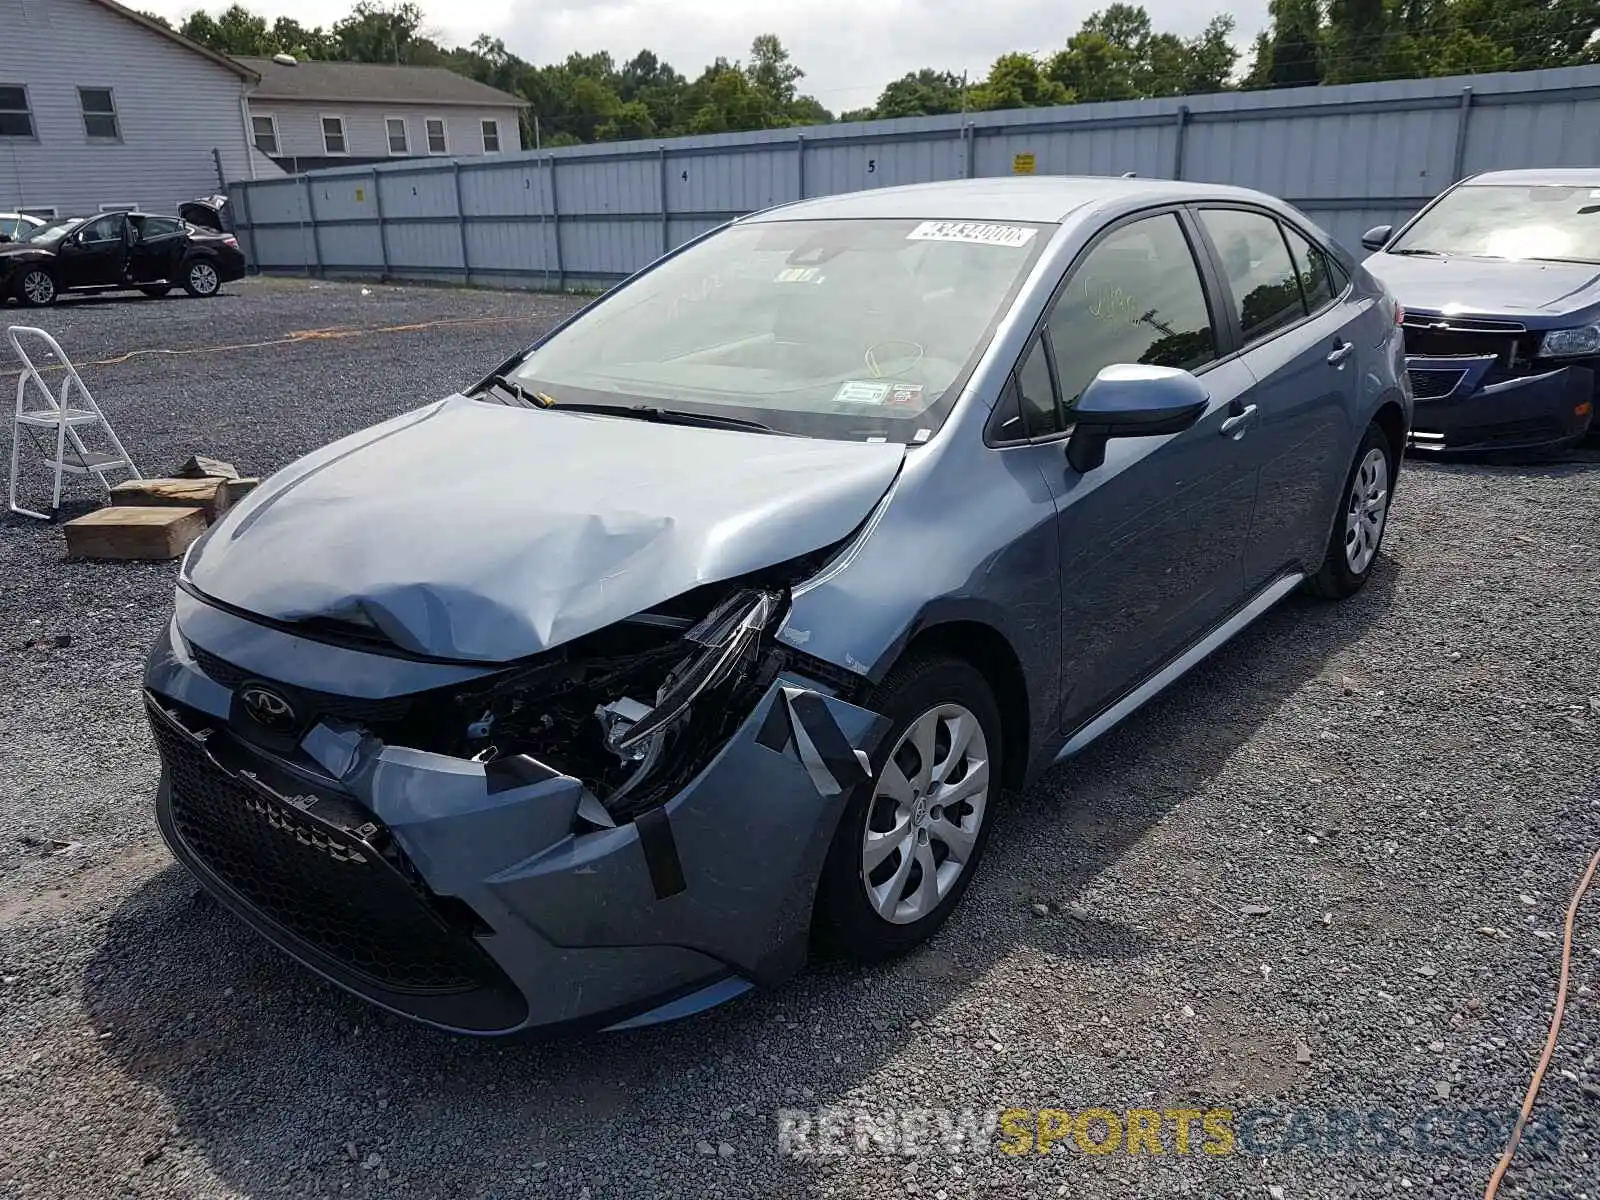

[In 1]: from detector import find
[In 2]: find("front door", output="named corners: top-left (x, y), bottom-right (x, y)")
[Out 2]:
top-left (1023, 210), bottom-right (1261, 732)
top-left (56, 213), bottom-right (127, 288)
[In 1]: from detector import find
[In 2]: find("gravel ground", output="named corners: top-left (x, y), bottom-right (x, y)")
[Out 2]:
top-left (1, 277), bottom-right (1597, 1199)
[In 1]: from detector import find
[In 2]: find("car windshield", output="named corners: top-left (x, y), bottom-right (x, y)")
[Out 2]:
top-left (22, 218), bottom-right (80, 244)
top-left (504, 217), bottom-right (1051, 442)
top-left (1389, 183), bottom-right (1600, 263)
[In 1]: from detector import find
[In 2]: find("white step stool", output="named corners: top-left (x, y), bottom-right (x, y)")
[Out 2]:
top-left (7, 325), bottom-right (140, 520)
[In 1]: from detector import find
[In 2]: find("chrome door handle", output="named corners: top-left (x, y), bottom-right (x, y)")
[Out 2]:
top-left (1219, 404), bottom-right (1257, 438)
top-left (1327, 341), bottom-right (1355, 366)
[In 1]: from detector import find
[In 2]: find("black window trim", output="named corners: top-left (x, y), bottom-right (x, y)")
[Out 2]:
top-left (1187, 201), bottom-right (1355, 362)
top-left (987, 202), bottom-right (1229, 448)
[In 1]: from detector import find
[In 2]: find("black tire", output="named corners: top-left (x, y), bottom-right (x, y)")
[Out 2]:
top-left (139, 284), bottom-right (171, 298)
top-left (18, 266), bottom-right (57, 307)
top-left (182, 259), bottom-right (221, 298)
top-left (1308, 421), bottom-right (1395, 599)
top-left (813, 653), bottom-right (1004, 962)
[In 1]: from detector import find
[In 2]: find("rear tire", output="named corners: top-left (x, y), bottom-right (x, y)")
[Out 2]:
top-left (19, 267), bottom-right (56, 307)
top-left (813, 653), bottom-right (1003, 962)
top-left (182, 260), bottom-right (220, 298)
top-left (139, 284), bottom-right (171, 298)
top-left (1309, 421), bottom-right (1394, 599)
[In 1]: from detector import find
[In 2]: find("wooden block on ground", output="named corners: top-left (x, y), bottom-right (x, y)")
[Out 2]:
top-left (64, 506), bottom-right (207, 561)
top-left (110, 476), bottom-right (231, 521)
top-left (226, 477), bottom-right (261, 502)
top-left (174, 454), bottom-right (239, 480)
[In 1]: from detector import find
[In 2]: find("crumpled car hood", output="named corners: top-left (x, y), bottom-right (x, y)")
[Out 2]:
top-left (188, 395), bottom-right (905, 662)
top-left (1363, 252), bottom-right (1600, 317)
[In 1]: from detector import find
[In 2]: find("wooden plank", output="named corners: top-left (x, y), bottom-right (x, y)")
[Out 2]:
top-left (109, 477), bottom-right (231, 521)
top-left (64, 506), bottom-right (207, 561)
top-left (174, 454), bottom-right (239, 480)
top-left (226, 477), bottom-right (261, 503)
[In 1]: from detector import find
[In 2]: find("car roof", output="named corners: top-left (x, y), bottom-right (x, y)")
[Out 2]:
top-left (1465, 167), bottom-right (1600, 186)
top-left (741, 176), bottom-right (1289, 224)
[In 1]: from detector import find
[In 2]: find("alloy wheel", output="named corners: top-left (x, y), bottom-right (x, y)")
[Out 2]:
top-left (861, 703), bottom-right (991, 925)
top-left (21, 269), bottom-right (54, 305)
top-left (189, 263), bottom-right (219, 295)
top-left (1344, 446), bottom-right (1389, 574)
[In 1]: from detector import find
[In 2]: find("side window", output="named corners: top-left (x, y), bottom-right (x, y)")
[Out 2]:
top-left (139, 216), bottom-right (180, 239)
top-left (1282, 224), bottom-right (1338, 313)
top-left (1046, 212), bottom-right (1217, 410)
top-left (80, 214), bottom-right (122, 242)
top-left (1016, 337), bottom-right (1062, 437)
top-left (1198, 208), bottom-right (1306, 343)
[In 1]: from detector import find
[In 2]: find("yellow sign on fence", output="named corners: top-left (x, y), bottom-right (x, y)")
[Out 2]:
top-left (355, 187), bottom-right (366, 202)
top-left (1012, 152), bottom-right (1036, 175)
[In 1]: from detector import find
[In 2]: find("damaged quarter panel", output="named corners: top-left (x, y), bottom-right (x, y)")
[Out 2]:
top-left (187, 395), bottom-right (905, 662)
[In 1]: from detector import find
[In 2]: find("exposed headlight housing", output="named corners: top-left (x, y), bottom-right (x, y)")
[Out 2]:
top-left (1538, 324), bottom-right (1600, 358)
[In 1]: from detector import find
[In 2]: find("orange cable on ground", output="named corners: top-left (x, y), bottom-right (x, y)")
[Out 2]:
top-left (1483, 845), bottom-right (1600, 1199)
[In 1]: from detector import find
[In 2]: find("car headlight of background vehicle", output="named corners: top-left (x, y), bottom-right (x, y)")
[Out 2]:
top-left (1538, 324), bottom-right (1600, 358)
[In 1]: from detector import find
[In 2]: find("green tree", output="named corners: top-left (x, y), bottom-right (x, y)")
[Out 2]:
top-left (868, 69), bottom-right (969, 118)
top-left (971, 53), bottom-right (1074, 110)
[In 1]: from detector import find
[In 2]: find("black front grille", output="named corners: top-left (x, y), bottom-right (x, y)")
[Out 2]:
top-left (149, 700), bottom-right (502, 996)
top-left (1408, 368), bottom-right (1466, 399)
top-left (1402, 316), bottom-right (1527, 371)
top-left (189, 644), bottom-right (414, 728)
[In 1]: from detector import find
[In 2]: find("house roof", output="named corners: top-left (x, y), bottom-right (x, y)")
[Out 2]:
top-left (86, 0), bottom-right (259, 81)
top-left (235, 57), bottom-right (528, 108)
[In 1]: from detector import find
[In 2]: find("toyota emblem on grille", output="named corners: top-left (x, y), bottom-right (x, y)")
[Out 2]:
top-left (239, 683), bottom-right (297, 732)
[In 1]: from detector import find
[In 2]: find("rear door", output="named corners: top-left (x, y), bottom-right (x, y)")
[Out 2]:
top-left (1000, 208), bottom-right (1260, 730)
top-left (128, 215), bottom-right (186, 283)
top-left (1192, 207), bottom-right (1363, 592)
top-left (56, 213), bottom-right (127, 288)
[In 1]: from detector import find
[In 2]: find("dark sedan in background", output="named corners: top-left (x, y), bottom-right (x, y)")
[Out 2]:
top-left (0, 209), bottom-right (246, 306)
top-left (1363, 168), bottom-right (1599, 456)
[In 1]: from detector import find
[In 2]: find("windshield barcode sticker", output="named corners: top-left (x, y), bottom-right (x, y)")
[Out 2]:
top-left (907, 221), bottom-right (1037, 248)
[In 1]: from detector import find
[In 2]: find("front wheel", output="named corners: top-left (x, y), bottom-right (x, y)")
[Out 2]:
top-left (1309, 422), bottom-right (1394, 599)
top-left (813, 653), bottom-right (1002, 961)
top-left (182, 260), bottom-right (220, 297)
top-left (19, 267), bottom-right (57, 307)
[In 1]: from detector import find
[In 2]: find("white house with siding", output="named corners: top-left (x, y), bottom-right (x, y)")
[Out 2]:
top-left (0, 0), bottom-right (276, 218)
top-left (234, 56), bottom-right (528, 174)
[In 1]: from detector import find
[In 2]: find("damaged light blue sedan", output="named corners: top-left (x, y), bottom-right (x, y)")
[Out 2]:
top-left (144, 177), bottom-right (1411, 1036)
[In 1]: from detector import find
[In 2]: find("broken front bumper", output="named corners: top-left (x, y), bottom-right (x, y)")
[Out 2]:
top-left (1406, 357), bottom-right (1595, 456)
top-left (143, 602), bottom-right (886, 1036)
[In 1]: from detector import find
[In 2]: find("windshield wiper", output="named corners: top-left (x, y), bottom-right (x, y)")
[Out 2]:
top-left (547, 402), bottom-right (777, 434)
top-left (1388, 247), bottom-right (1445, 257)
top-left (481, 373), bottom-right (538, 407)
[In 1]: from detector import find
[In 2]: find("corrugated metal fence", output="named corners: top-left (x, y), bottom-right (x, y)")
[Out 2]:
top-left (230, 64), bottom-right (1600, 289)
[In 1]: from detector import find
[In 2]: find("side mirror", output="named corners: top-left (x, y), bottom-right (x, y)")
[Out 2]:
top-left (1360, 224), bottom-right (1394, 252)
top-left (1065, 364), bottom-right (1210, 474)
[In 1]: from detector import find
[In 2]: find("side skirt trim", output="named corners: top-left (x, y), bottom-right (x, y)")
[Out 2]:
top-left (1054, 571), bottom-right (1305, 763)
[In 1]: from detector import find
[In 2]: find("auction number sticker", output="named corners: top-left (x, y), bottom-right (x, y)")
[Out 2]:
top-left (834, 380), bottom-right (893, 405)
top-left (907, 221), bottom-right (1037, 248)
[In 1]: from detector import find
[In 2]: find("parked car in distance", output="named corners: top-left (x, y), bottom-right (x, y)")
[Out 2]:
top-left (144, 177), bottom-right (1410, 1037)
top-left (1362, 168), bottom-right (1600, 456)
top-left (0, 212), bottom-right (46, 243)
top-left (0, 210), bottom-right (246, 306)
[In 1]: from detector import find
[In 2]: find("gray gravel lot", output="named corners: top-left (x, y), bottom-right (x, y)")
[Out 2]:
top-left (1, 278), bottom-right (1597, 1199)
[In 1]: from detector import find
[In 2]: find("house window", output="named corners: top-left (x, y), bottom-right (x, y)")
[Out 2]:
top-left (425, 117), bottom-right (447, 154)
top-left (386, 116), bottom-right (408, 154)
top-left (79, 88), bottom-right (120, 139)
top-left (97, 202), bottom-right (136, 212)
top-left (481, 118), bottom-right (500, 153)
top-left (0, 85), bottom-right (32, 137)
top-left (321, 115), bottom-right (347, 155)
top-left (251, 114), bottom-right (279, 155)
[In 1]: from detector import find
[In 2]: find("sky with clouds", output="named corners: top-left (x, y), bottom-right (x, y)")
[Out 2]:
top-left (143, 0), bottom-right (1272, 112)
